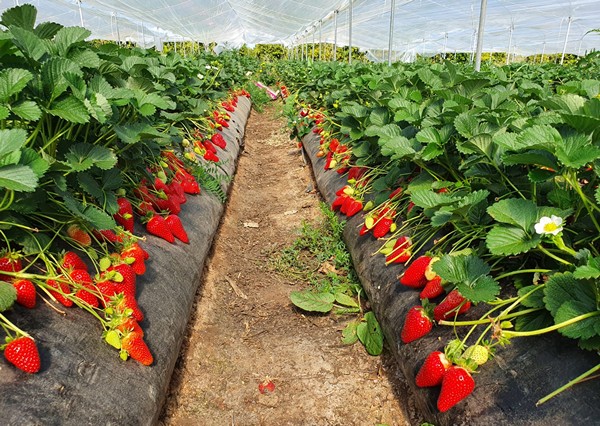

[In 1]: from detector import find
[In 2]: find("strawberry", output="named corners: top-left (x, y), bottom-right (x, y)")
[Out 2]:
top-left (46, 279), bottom-right (73, 307)
top-left (461, 345), bottom-right (489, 366)
top-left (12, 279), bottom-right (36, 309)
top-left (74, 287), bottom-right (99, 308)
top-left (420, 276), bottom-right (445, 300)
top-left (386, 236), bottom-right (411, 264)
top-left (67, 224), bottom-right (92, 246)
top-left (121, 246), bottom-right (146, 276)
top-left (359, 224), bottom-right (370, 236)
top-left (146, 215), bottom-right (175, 243)
top-left (400, 255), bottom-right (432, 288)
top-left (108, 263), bottom-right (136, 297)
top-left (3, 336), bottom-right (41, 373)
top-left (116, 317), bottom-right (144, 336)
top-left (437, 366), bottom-right (475, 412)
top-left (96, 278), bottom-right (118, 307)
top-left (433, 289), bottom-right (472, 322)
top-left (114, 197), bottom-right (134, 232)
top-left (167, 180), bottom-right (187, 204)
top-left (60, 251), bottom-right (88, 272)
top-left (203, 150), bottom-right (219, 162)
top-left (345, 199), bottom-right (363, 217)
top-left (0, 251), bottom-right (23, 281)
top-left (372, 217), bottom-right (393, 239)
top-left (93, 229), bottom-right (121, 244)
top-left (258, 378), bottom-right (276, 394)
top-left (416, 351), bottom-right (451, 387)
top-left (165, 215), bottom-right (189, 244)
top-left (204, 140), bottom-right (217, 154)
top-left (400, 306), bottom-right (433, 343)
top-left (69, 269), bottom-right (93, 286)
top-left (122, 295), bottom-right (144, 321)
top-left (120, 331), bottom-right (153, 366)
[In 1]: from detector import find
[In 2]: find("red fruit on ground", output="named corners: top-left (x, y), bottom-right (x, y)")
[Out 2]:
top-left (108, 263), bottom-right (137, 297)
top-left (114, 197), bottom-right (134, 232)
top-left (400, 306), bottom-right (433, 343)
top-left (121, 331), bottom-right (153, 366)
top-left (415, 351), bottom-right (451, 387)
top-left (74, 288), bottom-right (99, 308)
top-left (46, 279), bottom-right (73, 307)
top-left (258, 379), bottom-right (276, 394)
top-left (420, 276), bottom-right (445, 300)
top-left (400, 255), bottom-right (432, 288)
top-left (434, 289), bottom-right (472, 322)
top-left (3, 336), bottom-right (41, 373)
top-left (0, 252), bottom-right (22, 281)
top-left (12, 279), bottom-right (36, 309)
top-left (67, 224), bottom-right (92, 246)
top-left (386, 236), bottom-right (411, 264)
top-left (69, 269), bottom-right (93, 285)
top-left (165, 215), bottom-right (189, 244)
top-left (146, 215), bottom-right (175, 243)
top-left (372, 217), bottom-right (393, 239)
top-left (211, 133), bottom-right (227, 149)
top-left (437, 366), bottom-right (475, 412)
top-left (116, 317), bottom-right (144, 336)
top-left (60, 251), bottom-right (88, 272)
top-left (346, 199), bottom-right (363, 217)
top-left (121, 246), bottom-right (146, 276)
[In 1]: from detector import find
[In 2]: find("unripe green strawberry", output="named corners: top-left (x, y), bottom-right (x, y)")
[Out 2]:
top-left (461, 345), bottom-right (489, 366)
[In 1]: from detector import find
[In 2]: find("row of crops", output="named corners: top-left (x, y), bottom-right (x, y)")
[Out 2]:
top-left (275, 55), bottom-right (600, 410)
top-left (0, 4), bottom-right (265, 373)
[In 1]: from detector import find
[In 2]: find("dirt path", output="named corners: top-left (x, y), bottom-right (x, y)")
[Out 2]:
top-left (159, 104), bottom-right (410, 426)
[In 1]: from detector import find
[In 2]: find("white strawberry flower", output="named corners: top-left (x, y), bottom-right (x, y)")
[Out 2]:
top-left (534, 215), bottom-right (563, 235)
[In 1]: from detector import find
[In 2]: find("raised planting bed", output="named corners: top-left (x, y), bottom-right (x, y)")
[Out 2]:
top-left (302, 129), bottom-right (600, 426)
top-left (0, 97), bottom-right (251, 426)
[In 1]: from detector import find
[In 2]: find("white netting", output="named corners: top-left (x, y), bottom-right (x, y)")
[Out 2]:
top-left (3, 0), bottom-right (600, 56)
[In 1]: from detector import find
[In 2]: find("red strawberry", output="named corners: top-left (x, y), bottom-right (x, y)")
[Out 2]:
top-left (204, 140), bottom-right (217, 154)
top-left (60, 251), bottom-right (88, 272)
top-left (400, 255), bottom-right (432, 288)
top-left (420, 276), bottom-right (445, 300)
top-left (203, 151), bottom-right (219, 162)
top-left (165, 215), bottom-right (189, 244)
top-left (96, 278), bottom-right (118, 307)
top-left (116, 318), bottom-right (144, 336)
top-left (416, 351), bottom-right (451, 387)
top-left (433, 289), bottom-right (472, 322)
top-left (94, 229), bottom-right (121, 244)
top-left (136, 201), bottom-right (156, 216)
top-left (114, 198), bottom-right (134, 232)
top-left (167, 181), bottom-right (187, 204)
top-left (121, 246), bottom-right (146, 276)
top-left (0, 251), bottom-right (23, 281)
top-left (74, 287), bottom-right (99, 308)
top-left (12, 279), bottom-right (36, 309)
top-left (345, 199), bottom-right (363, 217)
top-left (386, 236), bottom-right (411, 264)
top-left (359, 224), bottom-right (370, 236)
top-left (120, 331), bottom-right (153, 366)
top-left (372, 217), bottom-right (393, 239)
top-left (46, 279), bottom-right (73, 307)
top-left (211, 133), bottom-right (227, 149)
top-left (146, 215), bottom-right (175, 243)
top-left (108, 263), bottom-right (136, 297)
top-left (258, 378), bottom-right (276, 394)
top-left (67, 224), bottom-right (92, 246)
top-left (437, 366), bottom-right (475, 412)
top-left (3, 336), bottom-right (41, 373)
top-left (69, 269), bottom-right (93, 286)
top-left (400, 306), bottom-right (433, 343)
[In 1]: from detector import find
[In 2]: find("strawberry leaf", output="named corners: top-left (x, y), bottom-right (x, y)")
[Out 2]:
top-left (544, 273), bottom-right (597, 317)
top-left (356, 312), bottom-right (383, 356)
top-left (0, 164), bottom-right (38, 192)
top-left (486, 225), bottom-right (540, 256)
top-left (574, 257), bottom-right (600, 279)
top-left (554, 301), bottom-right (600, 340)
top-left (64, 143), bottom-right (117, 171)
top-left (487, 198), bottom-right (538, 230)
top-left (0, 280), bottom-right (17, 312)
top-left (432, 254), bottom-right (499, 303)
top-left (555, 133), bottom-right (600, 169)
top-left (289, 290), bottom-right (334, 313)
top-left (0, 68), bottom-right (33, 102)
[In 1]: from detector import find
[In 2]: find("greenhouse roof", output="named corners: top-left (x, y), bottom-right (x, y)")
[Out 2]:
top-left (7, 0), bottom-right (600, 57)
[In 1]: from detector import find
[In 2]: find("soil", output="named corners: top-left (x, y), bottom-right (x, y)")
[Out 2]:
top-left (159, 103), bottom-right (411, 426)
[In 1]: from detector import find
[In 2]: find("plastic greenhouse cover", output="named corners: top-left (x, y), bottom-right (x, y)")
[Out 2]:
top-left (4, 0), bottom-right (600, 57)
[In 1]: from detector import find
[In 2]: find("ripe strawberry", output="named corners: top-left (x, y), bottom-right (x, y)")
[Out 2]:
top-left (120, 331), bottom-right (153, 366)
top-left (108, 263), bottom-right (136, 297)
top-left (211, 133), bottom-right (227, 149)
top-left (69, 269), bottom-right (93, 286)
top-left (116, 317), bottom-right (144, 336)
top-left (386, 236), bottom-right (411, 264)
top-left (60, 251), bottom-right (88, 272)
top-left (12, 279), bottom-right (36, 309)
top-left (204, 139), bottom-right (217, 154)
top-left (359, 224), bottom-right (370, 236)
top-left (437, 366), bottom-right (475, 412)
top-left (416, 351), bottom-right (451, 387)
top-left (121, 246), bottom-right (146, 276)
top-left (122, 295), bottom-right (144, 321)
top-left (346, 199), bottom-right (363, 217)
top-left (165, 215), bottom-right (189, 244)
top-left (136, 200), bottom-right (156, 216)
top-left (46, 279), bottom-right (73, 307)
top-left (203, 150), bottom-right (219, 162)
top-left (93, 229), bottom-right (122, 244)
top-left (167, 180), bottom-right (187, 204)
top-left (420, 276), bottom-right (445, 300)
top-left (433, 289), bottom-right (472, 322)
top-left (0, 251), bottom-right (23, 281)
top-left (401, 306), bottom-right (433, 343)
top-left (114, 197), bottom-right (134, 232)
top-left (67, 224), bottom-right (92, 246)
top-left (400, 255), bottom-right (432, 288)
top-left (372, 217), bottom-right (393, 239)
top-left (3, 336), bottom-right (41, 373)
top-left (146, 215), bottom-right (175, 243)
top-left (74, 287), bottom-right (99, 308)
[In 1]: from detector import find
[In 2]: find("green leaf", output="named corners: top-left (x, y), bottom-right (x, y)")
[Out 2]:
top-left (64, 143), bottom-right (117, 171)
top-left (432, 254), bottom-right (499, 303)
top-left (11, 101), bottom-right (41, 121)
top-left (0, 128), bottom-right (27, 157)
top-left (410, 190), bottom-right (457, 209)
top-left (53, 26), bottom-right (91, 56)
top-left (0, 280), bottom-right (17, 312)
top-left (486, 225), bottom-right (540, 256)
top-left (369, 107), bottom-right (389, 127)
top-left (20, 148), bottom-right (49, 178)
top-left (487, 198), bottom-right (538, 230)
top-left (113, 122), bottom-right (164, 145)
top-left (0, 164), bottom-right (38, 192)
top-left (517, 285), bottom-right (546, 309)
top-left (61, 193), bottom-right (116, 229)
top-left (357, 312), bottom-right (383, 356)
top-left (42, 58), bottom-right (84, 100)
top-left (34, 21), bottom-right (63, 39)
top-left (555, 133), bottom-right (600, 169)
top-left (1, 4), bottom-right (37, 29)
top-left (85, 93), bottom-right (112, 124)
top-left (10, 26), bottom-right (48, 62)
top-left (515, 310), bottom-right (553, 332)
top-left (335, 293), bottom-right (358, 308)
top-left (341, 320), bottom-right (360, 345)
top-left (341, 103), bottom-right (369, 118)
top-left (379, 135), bottom-right (416, 159)
top-left (47, 96), bottom-right (89, 123)
top-left (0, 68), bottom-right (33, 102)
top-left (515, 125), bottom-right (561, 151)
top-left (0, 105), bottom-right (9, 120)
top-left (554, 301), bottom-right (600, 339)
top-left (454, 112), bottom-right (479, 139)
top-left (430, 210), bottom-right (454, 227)
top-left (574, 257), bottom-right (600, 279)
top-left (290, 290), bottom-right (334, 313)
top-left (544, 273), bottom-right (596, 317)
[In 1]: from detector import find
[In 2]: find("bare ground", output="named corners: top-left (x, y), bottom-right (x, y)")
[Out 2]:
top-left (159, 103), bottom-right (411, 426)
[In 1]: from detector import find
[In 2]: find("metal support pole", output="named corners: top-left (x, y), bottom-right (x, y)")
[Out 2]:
top-left (443, 32), bottom-right (448, 59)
top-left (77, 0), bottom-right (85, 27)
top-left (319, 20), bottom-right (322, 61)
top-left (333, 10), bottom-right (338, 61)
top-left (312, 31), bottom-right (315, 62)
top-left (114, 13), bottom-right (121, 45)
top-left (506, 23), bottom-right (513, 65)
top-left (474, 0), bottom-right (488, 71)
top-left (387, 0), bottom-right (396, 65)
top-left (141, 22), bottom-right (145, 48)
top-left (541, 41), bottom-right (546, 63)
top-left (560, 16), bottom-right (572, 65)
top-left (348, 1), bottom-right (354, 64)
